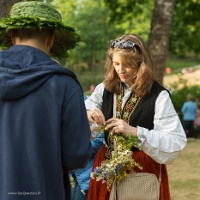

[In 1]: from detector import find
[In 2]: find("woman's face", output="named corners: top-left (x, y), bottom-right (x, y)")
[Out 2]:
top-left (112, 52), bottom-right (135, 86)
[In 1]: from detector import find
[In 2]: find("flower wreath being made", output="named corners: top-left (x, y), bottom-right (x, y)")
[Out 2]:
top-left (91, 85), bottom-right (143, 190)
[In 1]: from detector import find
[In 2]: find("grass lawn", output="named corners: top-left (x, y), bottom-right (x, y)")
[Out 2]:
top-left (168, 138), bottom-right (200, 200)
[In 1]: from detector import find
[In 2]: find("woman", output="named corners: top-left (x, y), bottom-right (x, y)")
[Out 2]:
top-left (85, 34), bottom-right (187, 200)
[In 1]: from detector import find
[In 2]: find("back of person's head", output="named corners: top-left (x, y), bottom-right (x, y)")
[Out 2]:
top-left (0, 1), bottom-right (81, 58)
top-left (12, 29), bottom-right (51, 43)
top-left (187, 94), bottom-right (194, 101)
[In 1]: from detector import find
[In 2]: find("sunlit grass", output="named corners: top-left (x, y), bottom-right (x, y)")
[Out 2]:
top-left (168, 139), bottom-right (200, 200)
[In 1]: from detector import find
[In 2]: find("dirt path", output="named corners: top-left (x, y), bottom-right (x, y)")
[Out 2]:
top-left (163, 66), bottom-right (200, 88)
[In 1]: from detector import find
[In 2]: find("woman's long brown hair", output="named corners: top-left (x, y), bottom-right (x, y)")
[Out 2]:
top-left (104, 34), bottom-right (155, 97)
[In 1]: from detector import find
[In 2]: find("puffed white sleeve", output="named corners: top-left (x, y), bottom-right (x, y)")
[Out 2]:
top-left (85, 83), bottom-right (105, 140)
top-left (85, 82), bottom-right (105, 110)
top-left (137, 90), bottom-right (187, 164)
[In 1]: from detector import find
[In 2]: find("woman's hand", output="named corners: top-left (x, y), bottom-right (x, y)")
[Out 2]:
top-left (87, 108), bottom-right (105, 125)
top-left (105, 117), bottom-right (138, 136)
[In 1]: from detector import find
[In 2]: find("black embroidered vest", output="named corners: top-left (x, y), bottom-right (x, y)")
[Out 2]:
top-left (102, 81), bottom-right (167, 144)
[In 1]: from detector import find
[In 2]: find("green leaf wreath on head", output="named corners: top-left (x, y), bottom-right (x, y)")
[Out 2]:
top-left (0, 1), bottom-right (81, 58)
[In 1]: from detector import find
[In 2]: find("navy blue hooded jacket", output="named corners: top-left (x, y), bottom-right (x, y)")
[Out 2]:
top-left (0, 45), bottom-right (92, 200)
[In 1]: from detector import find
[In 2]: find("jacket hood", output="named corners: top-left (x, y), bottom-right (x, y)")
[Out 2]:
top-left (0, 45), bottom-right (76, 100)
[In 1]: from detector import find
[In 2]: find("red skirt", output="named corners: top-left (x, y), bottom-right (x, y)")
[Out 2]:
top-left (87, 145), bottom-right (170, 200)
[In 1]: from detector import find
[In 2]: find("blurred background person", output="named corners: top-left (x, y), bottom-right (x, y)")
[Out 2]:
top-left (181, 94), bottom-right (197, 135)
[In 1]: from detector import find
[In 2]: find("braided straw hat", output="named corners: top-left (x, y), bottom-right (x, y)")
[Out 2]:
top-left (0, 1), bottom-right (81, 58)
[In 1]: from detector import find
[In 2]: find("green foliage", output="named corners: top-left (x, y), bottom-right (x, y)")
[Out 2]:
top-left (104, 0), bottom-right (200, 56)
top-left (0, 17), bottom-right (74, 31)
top-left (69, 0), bottom-right (111, 67)
top-left (104, 0), bottom-right (152, 22)
top-left (169, 79), bottom-right (200, 115)
top-left (49, 0), bottom-right (199, 86)
top-left (0, 0), bottom-right (81, 58)
top-left (170, 0), bottom-right (200, 56)
top-left (50, 0), bottom-right (155, 77)
top-left (52, 0), bottom-right (125, 73)
top-left (104, 0), bottom-right (154, 41)
top-left (23, 0), bottom-right (43, 1)
top-left (51, 0), bottom-right (77, 20)
top-left (78, 72), bottom-right (104, 93)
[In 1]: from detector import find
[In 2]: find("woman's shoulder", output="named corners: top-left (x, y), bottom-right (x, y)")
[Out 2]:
top-left (95, 82), bottom-right (105, 90)
top-left (92, 82), bottom-right (105, 96)
top-left (152, 81), bottom-right (167, 91)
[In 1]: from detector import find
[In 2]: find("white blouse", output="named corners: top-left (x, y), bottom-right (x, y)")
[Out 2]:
top-left (85, 82), bottom-right (187, 165)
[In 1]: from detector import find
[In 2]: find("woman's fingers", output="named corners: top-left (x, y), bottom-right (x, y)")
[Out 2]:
top-left (105, 118), bottom-right (134, 135)
top-left (105, 118), bottom-right (121, 133)
top-left (87, 108), bottom-right (105, 125)
top-left (87, 110), bottom-right (95, 123)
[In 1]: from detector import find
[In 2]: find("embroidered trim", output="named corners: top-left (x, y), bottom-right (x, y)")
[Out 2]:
top-left (105, 84), bottom-right (140, 158)
top-left (116, 84), bottom-right (140, 123)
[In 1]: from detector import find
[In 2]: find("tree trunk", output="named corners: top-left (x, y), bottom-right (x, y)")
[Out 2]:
top-left (0, 0), bottom-right (21, 18)
top-left (148, 0), bottom-right (176, 85)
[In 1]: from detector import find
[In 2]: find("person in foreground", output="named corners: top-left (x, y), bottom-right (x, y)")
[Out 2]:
top-left (0, 1), bottom-right (92, 200)
top-left (85, 34), bottom-right (187, 200)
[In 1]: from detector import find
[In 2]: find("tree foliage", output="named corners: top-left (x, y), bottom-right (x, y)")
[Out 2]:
top-left (169, 0), bottom-right (200, 56)
top-left (52, 0), bottom-right (124, 74)
top-left (171, 85), bottom-right (200, 114)
top-left (104, 0), bottom-right (199, 84)
top-left (1, 0), bottom-right (199, 89)
top-left (104, 0), bottom-right (154, 41)
top-left (104, 0), bottom-right (148, 22)
top-left (104, 0), bottom-right (200, 56)
top-left (104, 0), bottom-right (175, 84)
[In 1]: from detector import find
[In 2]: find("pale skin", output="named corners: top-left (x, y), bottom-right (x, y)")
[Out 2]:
top-left (11, 30), bottom-right (55, 55)
top-left (87, 52), bottom-right (138, 137)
